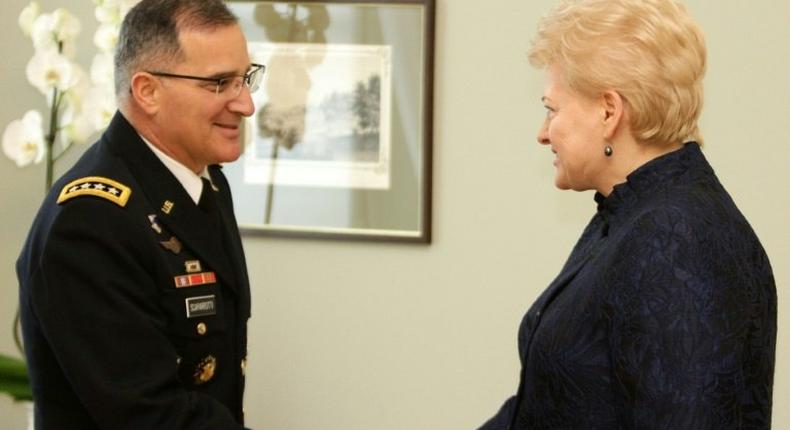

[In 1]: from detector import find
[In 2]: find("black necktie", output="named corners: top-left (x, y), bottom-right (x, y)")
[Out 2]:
top-left (198, 176), bottom-right (239, 286)
top-left (198, 177), bottom-right (217, 213)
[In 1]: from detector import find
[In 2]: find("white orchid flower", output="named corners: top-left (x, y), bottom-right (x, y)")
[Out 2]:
top-left (67, 64), bottom-right (92, 100)
top-left (2, 110), bottom-right (46, 167)
top-left (94, 0), bottom-right (120, 25)
top-left (31, 8), bottom-right (81, 50)
top-left (67, 114), bottom-right (95, 146)
top-left (93, 23), bottom-right (120, 52)
top-left (18, 1), bottom-right (40, 37)
top-left (58, 99), bottom-right (77, 150)
top-left (82, 84), bottom-right (117, 130)
top-left (59, 66), bottom-right (105, 147)
top-left (61, 110), bottom-right (96, 147)
top-left (26, 48), bottom-right (79, 96)
top-left (59, 64), bottom-right (91, 127)
top-left (51, 9), bottom-right (81, 44)
top-left (5, 2), bottom-right (126, 177)
top-left (90, 52), bottom-right (115, 85)
top-left (31, 12), bottom-right (56, 50)
top-left (58, 101), bottom-right (79, 150)
top-left (94, 0), bottom-right (138, 27)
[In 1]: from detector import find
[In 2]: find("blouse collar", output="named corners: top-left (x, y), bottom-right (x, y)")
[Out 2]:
top-left (595, 142), bottom-right (713, 228)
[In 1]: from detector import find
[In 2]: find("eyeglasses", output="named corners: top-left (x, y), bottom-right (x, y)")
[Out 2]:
top-left (147, 63), bottom-right (265, 98)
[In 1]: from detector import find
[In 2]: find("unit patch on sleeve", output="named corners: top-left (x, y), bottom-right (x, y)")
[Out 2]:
top-left (57, 176), bottom-right (132, 207)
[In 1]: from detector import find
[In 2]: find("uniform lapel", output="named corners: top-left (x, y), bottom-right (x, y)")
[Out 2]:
top-left (209, 166), bottom-right (249, 299)
top-left (103, 113), bottom-right (238, 294)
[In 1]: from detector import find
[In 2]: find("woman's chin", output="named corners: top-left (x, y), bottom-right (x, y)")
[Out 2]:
top-left (554, 175), bottom-right (571, 190)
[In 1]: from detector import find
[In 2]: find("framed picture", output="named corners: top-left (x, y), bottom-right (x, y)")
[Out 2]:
top-left (226, 0), bottom-right (435, 242)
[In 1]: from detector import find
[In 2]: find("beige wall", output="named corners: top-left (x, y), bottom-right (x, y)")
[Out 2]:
top-left (1, 0), bottom-right (788, 429)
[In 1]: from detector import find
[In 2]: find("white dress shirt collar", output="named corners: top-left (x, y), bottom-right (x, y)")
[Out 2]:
top-left (139, 135), bottom-right (211, 204)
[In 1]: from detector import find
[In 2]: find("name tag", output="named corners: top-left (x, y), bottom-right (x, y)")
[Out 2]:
top-left (185, 295), bottom-right (217, 318)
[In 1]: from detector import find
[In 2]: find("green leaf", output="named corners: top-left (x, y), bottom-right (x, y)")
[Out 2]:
top-left (0, 354), bottom-right (32, 401)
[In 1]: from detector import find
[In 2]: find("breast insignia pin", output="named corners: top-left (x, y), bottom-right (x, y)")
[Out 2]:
top-left (160, 236), bottom-right (183, 254)
top-left (184, 260), bottom-right (202, 273)
top-left (147, 214), bottom-right (163, 234)
top-left (194, 355), bottom-right (217, 385)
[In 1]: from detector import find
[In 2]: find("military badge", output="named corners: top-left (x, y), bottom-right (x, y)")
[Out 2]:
top-left (184, 260), bottom-right (202, 273)
top-left (148, 214), bottom-right (163, 234)
top-left (194, 355), bottom-right (217, 385)
top-left (160, 237), bottom-right (182, 254)
top-left (161, 200), bottom-right (174, 214)
top-left (174, 271), bottom-right (216, 288)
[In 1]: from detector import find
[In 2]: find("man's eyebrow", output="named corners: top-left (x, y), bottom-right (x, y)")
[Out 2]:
top-left (541, 96), bottom-right (552, 103)
top-left (207, 64), bottom-right (254, 80)
top-left (206, 70), bottom-right (236, 80)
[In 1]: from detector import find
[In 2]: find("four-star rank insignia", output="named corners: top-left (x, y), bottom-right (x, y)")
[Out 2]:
top-left (57, 176), bottom-right (131, 207)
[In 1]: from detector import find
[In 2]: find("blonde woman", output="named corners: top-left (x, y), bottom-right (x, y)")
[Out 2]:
top-left (479, 1), bottom-right (776, 429)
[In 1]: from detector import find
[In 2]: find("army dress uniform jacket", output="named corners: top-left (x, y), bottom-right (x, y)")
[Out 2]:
top-left (17, 112), bottom-right (252, 429)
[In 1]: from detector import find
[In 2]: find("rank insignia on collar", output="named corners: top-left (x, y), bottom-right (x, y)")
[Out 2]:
top-left (57, 176), bottom-right (131, 207)
top-left (184, 260), bottom-right (202, 273)
top-left (160, 236), bottom-right (182, 254)
top-left (161, 200), bottom-right (174, 214)
top-left (174, 271), bottom-right (216, 288)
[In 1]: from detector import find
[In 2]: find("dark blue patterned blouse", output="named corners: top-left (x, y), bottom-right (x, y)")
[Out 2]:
top-left (480, 143), bottom-right (776, 430)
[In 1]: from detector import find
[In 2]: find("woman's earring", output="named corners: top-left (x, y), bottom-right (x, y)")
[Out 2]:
top-left (604, 146), bottom-right (613, 157)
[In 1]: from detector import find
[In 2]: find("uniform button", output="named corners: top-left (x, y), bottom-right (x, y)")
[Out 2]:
top-left (241, 358), bottom-right (247, 376)
top-left (196, 322), bottom-right (207, 335)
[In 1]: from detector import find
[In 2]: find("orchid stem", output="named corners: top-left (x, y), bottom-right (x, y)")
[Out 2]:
top-left (44, 86), bottom-right (59, 194)
top-left (12, 309), bottom-right (23, 356)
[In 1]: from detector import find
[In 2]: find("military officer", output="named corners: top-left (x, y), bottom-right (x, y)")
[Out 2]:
top-left (16, 0), bottom-right (260, 428)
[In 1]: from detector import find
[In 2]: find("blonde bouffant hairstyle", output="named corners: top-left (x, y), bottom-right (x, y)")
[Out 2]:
top-left (529, 0), bottom-right (706, 146)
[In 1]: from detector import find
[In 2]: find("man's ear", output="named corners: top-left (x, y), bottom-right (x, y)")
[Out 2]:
top-left (129, 72), bottom-right (161, 115)
top-left (600, 90), bottom-right (626, 140)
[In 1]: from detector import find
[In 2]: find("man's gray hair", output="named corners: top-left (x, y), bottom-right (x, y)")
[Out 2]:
top-left (114, 0), bottom-right (238, 103)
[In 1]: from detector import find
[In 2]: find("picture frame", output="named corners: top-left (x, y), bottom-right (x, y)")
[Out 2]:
top-left (225, 0), bottom-right (435, 243)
